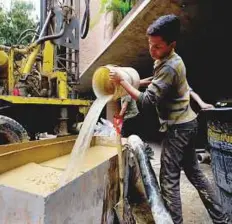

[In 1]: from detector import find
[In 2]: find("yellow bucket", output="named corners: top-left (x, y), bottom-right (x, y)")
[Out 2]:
top-left (92, 65), bottom-right (140, 100)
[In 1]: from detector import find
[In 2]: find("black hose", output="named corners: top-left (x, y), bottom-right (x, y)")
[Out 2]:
top-left (127, 135), bottom-right (174, 224)
top-left (81, 0), bottom-right (90, 39)
top-left (35, 24), bottom-right (65, 45)
top-left (17, 33), bottom-right (38, 45)
top-left (17, 29), bottom-right (39, 44)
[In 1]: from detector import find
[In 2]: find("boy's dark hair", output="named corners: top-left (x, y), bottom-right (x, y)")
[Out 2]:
top-left (146, 14), bottom-right (180, 44)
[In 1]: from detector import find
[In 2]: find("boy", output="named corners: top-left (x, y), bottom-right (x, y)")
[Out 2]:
top-left (110, 14), bottom-right (230, 224)
top-left (119, 94), bottom-right (139, 137)
top-left (119, 77), bottom-right (153, 137)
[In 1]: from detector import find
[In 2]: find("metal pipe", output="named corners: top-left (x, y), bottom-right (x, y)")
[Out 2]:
top-left (57, 107), bottom-right (69, 136)
top-left (40, 0), bottom-right (48, 34)
top-left (0, 21), bottom-right (65, 55)
top-left (197, 152), bottom-right (211, 164)
top-left (39, 10), bottom-right (52, 38)
top-left (36, 24), bottom-right (66, 45)
top-left (56, 56), bottom-right (78, 64)
top-left (74, 49), bottom-right (79, 83)
top-left (127, 135), bottom-right (174, 224)
top-left (0, 45), bottom-right (10, 52)
top-left (22, 24), bottom-right (66, 75)
top-left (22, 45), bottom-right (41, 75)
top-left (0, 45), bottom-right (28, 54)
top-left (31, 25), bottom-right (40, 43)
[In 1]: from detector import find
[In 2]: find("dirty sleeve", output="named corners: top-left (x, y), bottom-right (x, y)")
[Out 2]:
top-left (137, 65), bottom-right (176, 108)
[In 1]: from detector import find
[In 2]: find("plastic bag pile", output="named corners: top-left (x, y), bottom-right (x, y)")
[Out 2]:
top-left (94, 118), bottom-right (116, 137)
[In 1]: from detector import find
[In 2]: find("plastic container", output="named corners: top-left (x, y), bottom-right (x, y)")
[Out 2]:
top-left (92, 65), bottom-right (140, 100)
top-left (206, 108), bottom-right (232, 220)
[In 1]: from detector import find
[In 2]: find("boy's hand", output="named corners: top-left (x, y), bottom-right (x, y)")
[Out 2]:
top-left (143, 76), bottom-right (153, 81)
top-left (109, 70), bottom-right (124, 84)
top-left (200, 102), bottom-right (215, 110)
top-left (140, 76), bottom-right (153, 86)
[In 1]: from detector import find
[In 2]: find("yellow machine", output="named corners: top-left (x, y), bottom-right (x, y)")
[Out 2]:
top-left (0, 1), bottom-right (91, 144)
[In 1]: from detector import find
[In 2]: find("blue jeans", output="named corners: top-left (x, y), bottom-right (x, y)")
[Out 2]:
top-left (160, 119), bottom-right (230, 224)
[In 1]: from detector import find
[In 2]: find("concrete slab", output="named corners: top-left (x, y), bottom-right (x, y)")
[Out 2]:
top-left (0, 158), bottom-right (117, 223)
top-left (0, 138), bottom-right (120, 223)
top-left (0, 185), bottom-right (45, 223)
top-left (44, 160), bottom-right (111, 224)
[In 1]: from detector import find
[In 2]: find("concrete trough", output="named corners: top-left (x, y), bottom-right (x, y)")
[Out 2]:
top-left (0, 136), bottom-right (125, 223)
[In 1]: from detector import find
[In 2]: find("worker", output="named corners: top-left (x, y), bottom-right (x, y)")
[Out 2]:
top-left (119, 83), bottom-right (213, 138)
top-left (119, 77), bottom-right (153, 137)
top-left (110, 14), bottom-right (230, 224)
top-left (119, 94), bottom-right (139, 137)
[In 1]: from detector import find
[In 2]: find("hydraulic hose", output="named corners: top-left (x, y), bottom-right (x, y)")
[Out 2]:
top-left (127, 135), bottom-right (174, 224)
top-left (81, 0), bottom-right (90, 39)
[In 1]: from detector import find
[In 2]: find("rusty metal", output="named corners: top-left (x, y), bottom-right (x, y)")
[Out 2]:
top-left (57, 107), bottom-right (69, 136)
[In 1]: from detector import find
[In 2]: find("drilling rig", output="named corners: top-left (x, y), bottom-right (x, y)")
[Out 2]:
top-left (0, 0), bottom-right (91, 144)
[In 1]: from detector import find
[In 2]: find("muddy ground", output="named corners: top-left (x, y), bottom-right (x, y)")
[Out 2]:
top-left (149, 142), bottom-right (213, 224)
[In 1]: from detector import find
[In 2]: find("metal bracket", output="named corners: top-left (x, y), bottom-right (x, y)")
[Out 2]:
top-left (53, 7), bottom-right (79, 50)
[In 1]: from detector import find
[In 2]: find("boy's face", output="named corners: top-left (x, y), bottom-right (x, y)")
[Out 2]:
top-left (148, 35), bottom-right (175, 60)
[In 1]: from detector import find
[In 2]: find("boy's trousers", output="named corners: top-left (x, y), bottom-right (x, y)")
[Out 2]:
top-left (160, 119), bottom-right (230, 224)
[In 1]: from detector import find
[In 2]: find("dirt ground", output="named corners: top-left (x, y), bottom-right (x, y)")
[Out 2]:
top-left (149, 142), bottom-right (214, 224)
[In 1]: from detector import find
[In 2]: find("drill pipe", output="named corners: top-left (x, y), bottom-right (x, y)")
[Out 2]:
top-left (197, 152), bottom-right (211, 164)
top-left (127, 135), bottom-right (173, 224)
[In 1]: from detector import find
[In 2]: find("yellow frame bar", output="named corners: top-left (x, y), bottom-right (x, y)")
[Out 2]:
top-left (0, 95), bottom-right (91, 106)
